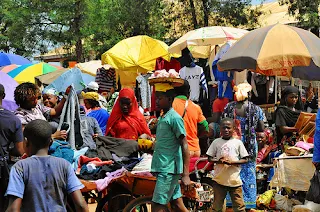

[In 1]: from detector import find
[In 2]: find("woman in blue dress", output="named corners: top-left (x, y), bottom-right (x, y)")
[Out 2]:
top-left (223, 82), bottom-right (265, 209)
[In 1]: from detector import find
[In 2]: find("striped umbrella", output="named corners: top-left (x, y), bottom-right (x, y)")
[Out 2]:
top-left (8, 62), bottom-right (63, 84)
top-left (0, 52), bottom-right (31, 66)
top-left (169, 26), bottom-right (248, 58)
top-left (218, 24), bottom-right (320, 80)
top-left (0, 64), bottom-right (20, 73)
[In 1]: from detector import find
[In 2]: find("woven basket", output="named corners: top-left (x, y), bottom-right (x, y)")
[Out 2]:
top-left (148, 77), bottom-right (184, 87)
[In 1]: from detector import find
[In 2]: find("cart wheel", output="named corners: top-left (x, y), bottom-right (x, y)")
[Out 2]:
top-left (95, 186), bottom-right (132, 212)
top-left (123, 196), bottom-right (170, 212)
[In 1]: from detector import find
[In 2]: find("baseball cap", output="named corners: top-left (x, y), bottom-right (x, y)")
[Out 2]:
top-left (87, 81), bottom-right (99, 91)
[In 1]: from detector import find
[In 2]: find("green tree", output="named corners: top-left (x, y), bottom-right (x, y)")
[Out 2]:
top-left (279, 0), bottom-right (320, 35)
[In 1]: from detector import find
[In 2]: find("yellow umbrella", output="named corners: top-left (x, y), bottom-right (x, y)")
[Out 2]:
top-left (101, 35), bottom-right (173, 73)
top-left (169, 26), bottom-right (248, 58)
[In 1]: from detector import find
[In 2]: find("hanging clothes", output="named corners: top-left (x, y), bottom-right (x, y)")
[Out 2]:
top-left (155, 57), bottom-right (181, 72)
top-left (179, 65), bottom-right (208, 102)
top-left (95, 67), bottom-right (116, 93)
top-left (211, 42), bottom-right (234, 100)
top-left (249, 72), bottom-right (269, 105)
top-left (135, 73), bottom-right (152, 110)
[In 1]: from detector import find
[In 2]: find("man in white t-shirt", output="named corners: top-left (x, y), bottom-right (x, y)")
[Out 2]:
top-left (207, 118), bottom-right (248, 212)
top-left (179, 65), bottom-right (207, 102)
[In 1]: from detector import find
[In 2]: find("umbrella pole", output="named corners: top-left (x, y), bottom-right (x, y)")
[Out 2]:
top-left (275, 76), bottom-right (278, 105)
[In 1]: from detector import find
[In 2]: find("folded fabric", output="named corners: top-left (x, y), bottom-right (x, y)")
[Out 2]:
top-left (94, 136), bottom-right (139, 160)
top-left (49, 140), bottom-right (74, 164)
top-left (132, 153), bottom-right (152, 172)
top-left (296, 141), bottom-right (313, 151)
top-left (77, 155), bottom-right (113, 173)
top-left (78, 163), bottom-right (122, 180)
top-left (73, 147), bottom-right (89, 171)
top-left (95, 167), bottom-right (127, 191)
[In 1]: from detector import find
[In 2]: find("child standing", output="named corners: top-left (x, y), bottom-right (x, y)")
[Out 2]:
top-left (5, 119), bottom-right (88, 212)
top-left (151, 84), bottom-right (191, 212)
top-left (207, 118), bottom-right (248, 212)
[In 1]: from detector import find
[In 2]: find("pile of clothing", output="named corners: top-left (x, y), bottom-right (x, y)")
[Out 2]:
top-left (49, 136), bottom-right (154, 192)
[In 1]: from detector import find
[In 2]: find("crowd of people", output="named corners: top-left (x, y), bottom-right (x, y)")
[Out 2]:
top-left (0, 70), bottom-right (317, 212)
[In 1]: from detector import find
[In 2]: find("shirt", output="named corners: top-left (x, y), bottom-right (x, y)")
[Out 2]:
top-left (5, 156), bottom-right (84, 212)
top-left (206, 138), bottom-right (249, 187)
top-left (212, 98), bottom-right (229, 113)
top-left (179, 66), bottom-right (208, 102)
top-left (0, 108), bottom-right (23, 154)
top-left (87, 108), bottom-right (110, 134)
top-left (80, 114), bottom-right (103, 149)
top-left (151, 108), bottom-right (186, 174)
top-left (15, 104), bottom-right (51, 125)
top-left (173, 97), bottom-right (206, 151)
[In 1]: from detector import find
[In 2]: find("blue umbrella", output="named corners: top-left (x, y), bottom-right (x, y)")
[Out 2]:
top-left (0, 52), bottom-right (31, 66)
top-left (45, 68), bottom-right (85, 93)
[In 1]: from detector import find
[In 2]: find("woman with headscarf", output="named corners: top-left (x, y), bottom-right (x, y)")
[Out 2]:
top-left (105, 88), bottom-right (151, 140)
top-left (223, 82), bottom-right (265, 209)
top-left (82, 91), bottom-right (110, 134)
top-left (275, 86), bottom-right (302, 149)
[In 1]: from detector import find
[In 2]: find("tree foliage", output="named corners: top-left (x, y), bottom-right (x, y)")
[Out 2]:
top-left (279, 0), bottom-right (320, 35)
top-left (0, 0), bottom-right (262, 60)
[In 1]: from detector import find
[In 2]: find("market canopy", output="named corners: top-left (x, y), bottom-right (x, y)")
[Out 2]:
top-left (8, 62), bottom-right (63, 84)
top-left (101, 35), bottom-right (173, 73)
top-left (169, 26), bottom-right (248, 58)
top-left (0, 52), bottom-right (31, 66)
top-left (0, 72), bottom-right (18, 111)
top-left (75, 60), bottom-right (113, 76)
top-left (217, 24), bottom-right (320, 80)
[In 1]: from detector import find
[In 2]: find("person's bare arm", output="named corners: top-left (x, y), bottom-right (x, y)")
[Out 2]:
top-left (279, 126), bottom-right (297, 135)
top-left (223, 157), bottom-right (248, 165)
top-left (6, 196), bottom-right (22, 212)
top-left (12, 142), bottom-right (24, 156)
top-left (180, 135), bottom-right (191, 188)
top-left (50, 97), bottom-right (66, 117)
top-left (70, 190), bottom-right (89, 212)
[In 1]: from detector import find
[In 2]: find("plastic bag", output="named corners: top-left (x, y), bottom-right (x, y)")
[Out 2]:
top-left (275, 194), bottom-right (293, 211)
top-left (293, 201), bottom-right (320, 212)
top-left (306, 170), bottom-right (320, 204)
top-left (257, 190), bottom-right (276, 208)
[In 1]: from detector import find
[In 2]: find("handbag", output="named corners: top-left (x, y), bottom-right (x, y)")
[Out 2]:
top-left (306, 170), bottom-right (320, 204)
top-left (232, 109), bottom-right (242, 140)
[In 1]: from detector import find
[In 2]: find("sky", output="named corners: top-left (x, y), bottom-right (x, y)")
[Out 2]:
top-left (252, 0), bottom-right (276, 5)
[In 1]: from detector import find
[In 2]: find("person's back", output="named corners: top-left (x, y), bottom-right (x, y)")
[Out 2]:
top-left (173, 98), bottom-right (206, 153)
top-left (87, 108), bottom-right (109, 133)
top-left (5, 119), bottom-right (88, 212)
top-left (7, 156), bottom-right (82, 212)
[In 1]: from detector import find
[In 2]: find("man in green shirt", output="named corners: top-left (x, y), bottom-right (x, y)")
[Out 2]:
top-left (151, 83), bottom-right (191, 212)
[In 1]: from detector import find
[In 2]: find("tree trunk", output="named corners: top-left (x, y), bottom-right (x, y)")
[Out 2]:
top-left (202, 0), bottom-right (209, 27)
top-left (74, 0), bottom-right (84, 62)
top-left (189, 0), bottom-right (198, 29)
top-left (311, 27), bottom-right (319, 37)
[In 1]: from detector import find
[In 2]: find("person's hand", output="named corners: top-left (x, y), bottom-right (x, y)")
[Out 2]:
top-left (52, 130), bottom-right (67, 140)
top-left (92, 134), bottom-right (99, 139)
top-left (222, 158), bottom-right (232, 165)
top-left (181, 174), bottom-right (191, 191)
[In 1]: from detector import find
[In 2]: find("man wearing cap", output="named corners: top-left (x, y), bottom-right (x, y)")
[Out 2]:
top-left (86, 81), bottom-right (108, 109)
top-left (0, 83), bottom-right (24, 211)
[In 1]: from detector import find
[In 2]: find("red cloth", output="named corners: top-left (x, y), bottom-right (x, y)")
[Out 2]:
top-left (106, 88), bottom-right (151, 139)
top-left (212, 97), bottom-right (229, 113)
top-left (77, 155), bottom-right (113, 172)
top-left (155, 58), bottom-right (181, 72)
